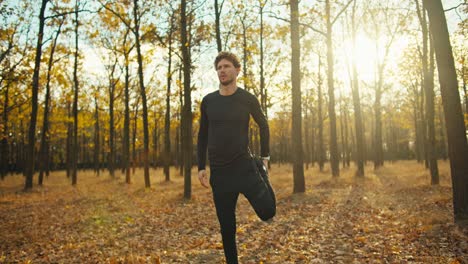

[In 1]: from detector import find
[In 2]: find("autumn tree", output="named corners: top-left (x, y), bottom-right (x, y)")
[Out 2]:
top-left (290, 0), bottom-right (305, 192)
top-left (181, 0), bottom-right (192, 199)
top-left (24, 0), bottom-right (49, 190)
top-left (92, 6), bottom-right (131, 178)
top-left (415, 0), bottom-right (439, 184)
top-left (364, 1), bottom-right (411, 169)
top-left (349, 0), bottom-right (365, 176)
top-left (423, 0), bottom-right (468, 224)
top-left (151, 1), bottom-right (178, 182)
top-left (214, 0), bottom-right (224, 52)
top-left (0, 3), bottom-right (33, 178)
top-left (38, 17), bottom-right (65, 185)
top-left (301, 0), bottom-right (353, 177)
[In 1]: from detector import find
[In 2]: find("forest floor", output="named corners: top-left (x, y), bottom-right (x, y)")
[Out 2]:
top-left (1, 161), bottom-right (467, 264)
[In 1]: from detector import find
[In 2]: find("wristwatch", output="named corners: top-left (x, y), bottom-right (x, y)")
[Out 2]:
top-left (261, 156), bottom-right (270, 161)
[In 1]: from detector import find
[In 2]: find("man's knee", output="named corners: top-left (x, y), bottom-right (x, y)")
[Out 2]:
top-left (258, 205), bottom-right (276, 221)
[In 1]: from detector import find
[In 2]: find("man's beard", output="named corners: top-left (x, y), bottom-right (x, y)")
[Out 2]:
top-left (220, 78), bottom-right (234, 86)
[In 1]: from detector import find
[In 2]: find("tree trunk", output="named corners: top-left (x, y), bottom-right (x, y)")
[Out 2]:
top-left (132, 103), bottom-right (139, 175)
top-left (326, 0), bottom-right (340, 177)
top-left (304, 95), bottom-right (310, 170)
top-left (417, 0), bottom-right (437, 177)
top-left (66, 103), bottom-right (72, 178)
top-left (311, 104), bottom-right (316, 167)
top-left (108, 61), bottom-right (117, 178)
top-left (153, 118), bottom-right (159, 167)
top-left (424, 0), bottom-right (468, 224)
top-left (94, 95), bottom-right (101, 176)
top-left (426, 30), bottom-right (439, 184)
top-left (438, 102), bottom-right (448, 160)
top-left (351, 0), bottom-right (365, 176)
top-left (38, 19), bottom-right (62, 185)
top-left (164, 17), bottom-right (174, 181)
top-left (123, 51), bottom-right (131, 183)
top-left (71, 1), bottom-right (79, 186)
top-left (25, 0), bottom-right (48, 190)
top-left (413, 89), bottom-right (422, 162)
top-left (178, 68), bottom-right (184, 176)
top-left (133, 0), bottom-right (150, 188)
top-left (260, 3), bottom-right (267, 117)
top-left (340, 101), bottom-right (346, 168)
top-left (317, 57), bottom-right (325, 172)
top-left (420, 76), bottom-right (429, 168)
top-left (181, 0), bottom-right (192, 199)
top-left (290, 0), bottom-right (305, 193)
top-left (374, 70), bottom-right (384, 169)
top-left (1, 83), bottom-right (11, 178)
top-left (214, 0), bottom-right (222, 52)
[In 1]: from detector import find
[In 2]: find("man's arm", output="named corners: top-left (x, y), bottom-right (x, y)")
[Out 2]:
top-left (197, 98), bottom-right (209, 187)
top-left (197, 98), bottom-right (209, 170)
top-left (249, 95), bottom-right (270, 160)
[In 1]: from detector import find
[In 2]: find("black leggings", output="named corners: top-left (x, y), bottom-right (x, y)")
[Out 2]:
top-left (212, 164), bottom-right (276, 264)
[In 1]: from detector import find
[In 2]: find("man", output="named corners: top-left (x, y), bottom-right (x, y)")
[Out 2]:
top-left (197, 51), bottom-right (276, 264)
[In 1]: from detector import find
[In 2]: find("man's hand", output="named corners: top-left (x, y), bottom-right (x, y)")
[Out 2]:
top-left (198, 170), bottom-right (209, 188)
top-left (262, 159), bottom-right (268, 170)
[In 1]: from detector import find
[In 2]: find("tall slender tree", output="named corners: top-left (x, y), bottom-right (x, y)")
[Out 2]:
top-left (350, 0), bottom-right (365, 176)
top-left (93, 91), bottom-right (101, 176)
top-left (122, 28), bottom-right (134, 183)
top-left (181, 0), bottom-right (193, 199)
top-left (423, 0), bottom-right (468, 224)
top-left (163, 9), bottom-right (177, 182)
top-left (290, 0), bottom-right (305, 193)
top-left (214, 0), bottom-right (224, 52)
top-left (25, 0), bottom-right (49, 190)
top-left (38, 18), bottom-right (64, 185)
top-left (317, 55), bottom-right (325, 172)
top-left (133, 0), bottom-right (151, 187)
top-left (71, 0), bottom-right (80, 186)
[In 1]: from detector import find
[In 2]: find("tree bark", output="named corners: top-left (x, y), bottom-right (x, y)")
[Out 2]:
top-left (351, 0), bottom-right (365, 176)
top-left (438, 102), bottom-right (448, 160)
top-left (181, 0), bottom-right (193, 199)
top-left (424, 0), bottom-right (468, 224)
top-left (326, 0), bottom-right (340, 177)
top-left (374, 69), bottom-right (384, 169)
top-left (1, 83), bottom-right (10, 178)
top-left (133, 0), bottom-right (150, 188)
top-left (290, 0), bottom-right (305, 193)
top-left (123, 48), bottom-right (131, 183)
top-left (38, 19), bottom-right (63, 185)
top-left (71, 0), bottom-right (80, 186)
top-left (164, 19), bottom-right (173, 181)
top-left (317, 57), bottom-right (325, 172)
top-left (214, 0), bottom-right (222, 52)
top-left (94, 95), bottom-right (101, 176)
top-left (107, 59), bottom-right (118, 178)
top-left (427, 30), bottom-right (439, 184)
top-left (25, 0), bottom-right (49, 190)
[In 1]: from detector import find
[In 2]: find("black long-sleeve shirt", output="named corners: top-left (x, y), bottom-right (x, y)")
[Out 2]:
top-left (197, 87), bottom-right (269, 171)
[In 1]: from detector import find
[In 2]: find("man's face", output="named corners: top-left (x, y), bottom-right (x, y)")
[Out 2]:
top-left (216, 59), bottom-right (240, 86)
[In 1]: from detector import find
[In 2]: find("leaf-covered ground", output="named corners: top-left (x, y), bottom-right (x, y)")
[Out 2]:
top-left (1, 161), bottom-right (467, 263)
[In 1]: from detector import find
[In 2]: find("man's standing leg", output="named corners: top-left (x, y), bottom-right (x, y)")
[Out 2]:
top-left (213, 191), bottom-right (240, 264)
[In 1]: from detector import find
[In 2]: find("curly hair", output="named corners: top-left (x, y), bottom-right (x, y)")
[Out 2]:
top-left (214, 51), bottom-right (241, 70)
